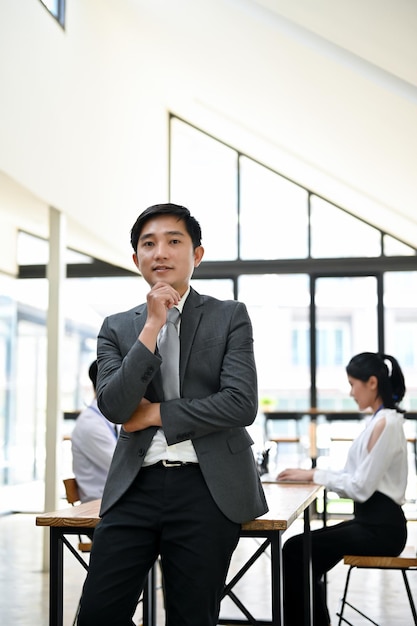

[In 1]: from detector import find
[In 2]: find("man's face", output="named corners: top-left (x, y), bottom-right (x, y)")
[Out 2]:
top-left (132, 214), bottom-right (204, 296)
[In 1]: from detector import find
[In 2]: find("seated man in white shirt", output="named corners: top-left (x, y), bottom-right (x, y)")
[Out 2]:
top-left (71, 360), bottom-right (119, 502)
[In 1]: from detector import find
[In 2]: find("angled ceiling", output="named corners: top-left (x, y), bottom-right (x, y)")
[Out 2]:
top-left (127, 0), bottom-right (417, 247)
top-left (0, 0), bottom-right (416, 274)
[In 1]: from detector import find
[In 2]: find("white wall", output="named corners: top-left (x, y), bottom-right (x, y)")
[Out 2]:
top-left (0, 0), bottom-right (170, 273)
top-left (0, 0), bottom-right (416, 278)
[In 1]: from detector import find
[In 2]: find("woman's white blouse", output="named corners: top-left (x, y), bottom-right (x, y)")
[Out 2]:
top-left (313, 408), bottom-right (408, 504)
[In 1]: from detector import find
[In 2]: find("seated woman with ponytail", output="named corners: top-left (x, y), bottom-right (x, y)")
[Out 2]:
top-left (277, 352), bottom-right (408, 626)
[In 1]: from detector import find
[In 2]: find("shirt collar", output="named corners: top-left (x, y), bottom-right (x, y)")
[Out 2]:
top-left (175, 286), bottom-right (190, 315)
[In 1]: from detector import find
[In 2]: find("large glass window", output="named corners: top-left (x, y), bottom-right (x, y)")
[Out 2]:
top-left (1, 232), bottom-right (150, 494)
top-left (2, 116), bottom-right (417, 510)
top-left (169, 115), bottom-right (417, 419)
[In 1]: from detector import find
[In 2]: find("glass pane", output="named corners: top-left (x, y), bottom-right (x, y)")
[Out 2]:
top-left (384, 271), bottom-right (417, 411)
top-left (17, 231), bottom-right (92, 265)
top-left (238, 274), bottom-right (310, 409)
top-left (240, 157), bottom-right (308, 259)
top-left (311, 196), bottom-right (381, 258)
top-left (315, 276), bottom-right (378, 409)
top-left (0, 278), bottom-right (14, 489)
top-left (40, 0), bottom-right (59, 13)
top-left (64, 275), bottom-right (148, 321)
top-left (39, 0), bottom-right (64, 25)
top-left (15, 277), bottom-right (49, 310)
top-left (384, 235), bottom-right (416, 256)
top-left (170, 118), bottom-right (238, 261)
top-left (15, 318), bottom-right (47, 484)
top-left (190, 279), bottom-right (234, 300)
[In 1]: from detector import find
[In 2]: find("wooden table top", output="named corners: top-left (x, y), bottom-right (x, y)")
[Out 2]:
top-left (36, 482), bottom-right (322, 533)
top-left (242, 482), bottom-right (322, 531)
top-left (36, 498), bottom-right (101, 529)
top-left (263, 409), bottom-right (364, 419)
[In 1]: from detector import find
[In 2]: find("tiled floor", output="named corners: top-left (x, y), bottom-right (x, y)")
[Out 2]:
top-left (1, 503), bottom-right (417, 624)
top-left (1, 436), bottom-right (417, 626)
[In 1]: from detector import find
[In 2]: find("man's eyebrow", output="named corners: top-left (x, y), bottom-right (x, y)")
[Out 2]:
top-left (139, 229), bottom-right (186, 241)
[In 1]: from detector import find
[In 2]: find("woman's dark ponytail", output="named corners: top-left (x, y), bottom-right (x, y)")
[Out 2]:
top-left (380, 354), bottom-right (406, 411)
top-left (346, 352), bottom-right (406, 412)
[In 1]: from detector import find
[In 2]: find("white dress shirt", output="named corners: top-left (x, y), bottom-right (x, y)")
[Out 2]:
top-left (313, 408), bottom-right (408, 504)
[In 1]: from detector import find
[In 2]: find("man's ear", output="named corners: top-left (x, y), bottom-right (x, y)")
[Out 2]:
top-left (132, 253), bottom-right (140, 271)
top-left (194, 245), bottom-right (204, 268)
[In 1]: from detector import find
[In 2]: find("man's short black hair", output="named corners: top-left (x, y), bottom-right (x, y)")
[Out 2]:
top-left (130, 203), bottom-right (202, 252)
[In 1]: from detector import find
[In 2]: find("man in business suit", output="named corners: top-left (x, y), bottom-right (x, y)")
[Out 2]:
top-left (77, 203), bottom-right (268, 626)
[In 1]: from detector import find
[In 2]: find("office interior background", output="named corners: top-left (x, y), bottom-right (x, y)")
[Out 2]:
top-left (0, 0), bottom-right (416, 515)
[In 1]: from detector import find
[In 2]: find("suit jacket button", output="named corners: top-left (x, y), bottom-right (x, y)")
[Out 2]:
top-left (141, 366), bottom-right (154, 382)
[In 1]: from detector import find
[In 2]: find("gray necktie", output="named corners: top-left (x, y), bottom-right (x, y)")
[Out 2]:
top-left (158, 307), bottom-right (180, 400)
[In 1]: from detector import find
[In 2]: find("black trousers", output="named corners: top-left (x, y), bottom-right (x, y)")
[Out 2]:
top-left (77, 464), bottom-right (240, 626)
top-left (282, 492), bottom-right (407, 626)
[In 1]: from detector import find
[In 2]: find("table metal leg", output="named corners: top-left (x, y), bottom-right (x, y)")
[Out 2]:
top-left (303, 505), bottom-right (313, 626)
top-left (219, 535), bottom-right (279, 625)
top-left (270, 531), bottom-right (283, 626)
top-left (49, 527), bottom-right (64, 626)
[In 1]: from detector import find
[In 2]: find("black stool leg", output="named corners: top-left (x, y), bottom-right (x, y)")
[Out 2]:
top-left (337, 565), bottom-right (353, 626)
top-left (402, 570), bottom-right (417, 625)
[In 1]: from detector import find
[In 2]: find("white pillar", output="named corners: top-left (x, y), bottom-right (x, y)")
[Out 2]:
top-left (42, 206), bottom-right (66, 571)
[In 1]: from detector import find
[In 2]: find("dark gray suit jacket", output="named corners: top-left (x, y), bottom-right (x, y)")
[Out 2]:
top-left (96, 287), bottom-right (268, 523)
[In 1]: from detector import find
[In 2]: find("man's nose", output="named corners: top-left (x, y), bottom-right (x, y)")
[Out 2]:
top-left (154, 242), bottom-right (168, 257)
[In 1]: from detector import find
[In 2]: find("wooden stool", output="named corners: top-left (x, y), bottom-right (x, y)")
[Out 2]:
top-left (63, 477), bottom-right (92, 552)
top-left (337, 546), bottom-right (417, 625)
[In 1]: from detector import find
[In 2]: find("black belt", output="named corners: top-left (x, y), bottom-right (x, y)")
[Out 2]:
top-left (143, 460), bottom-right (200, 469)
